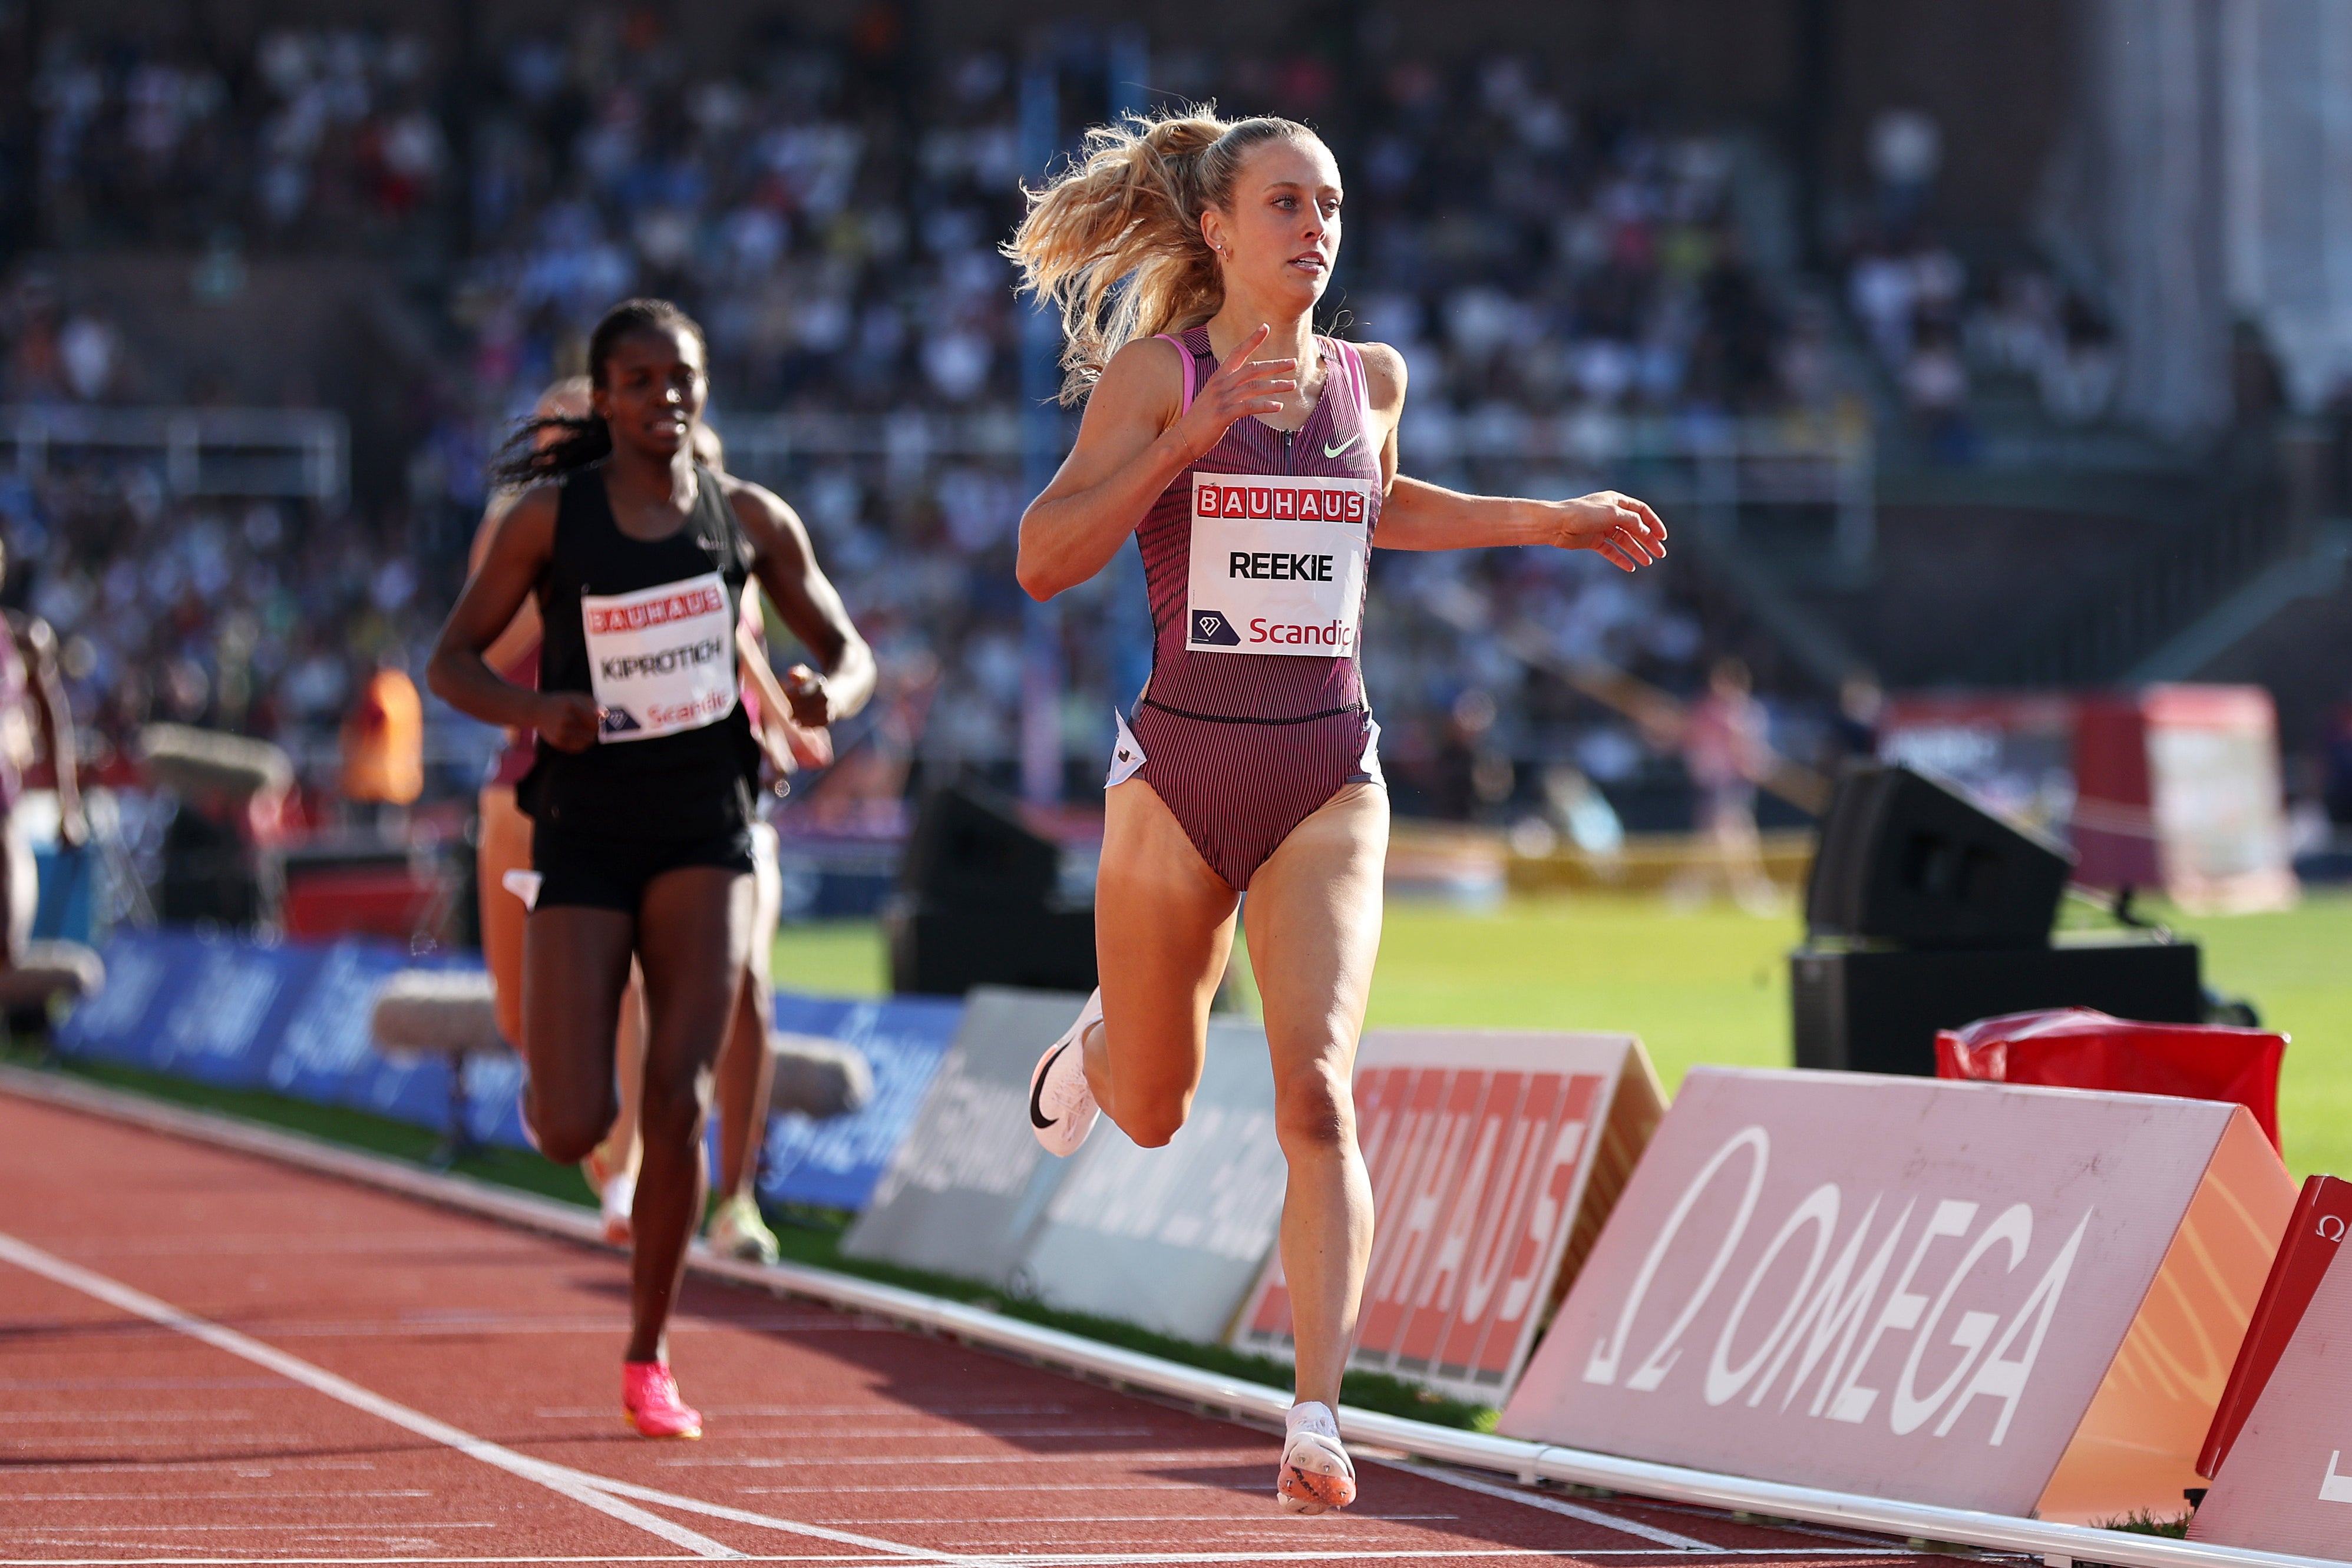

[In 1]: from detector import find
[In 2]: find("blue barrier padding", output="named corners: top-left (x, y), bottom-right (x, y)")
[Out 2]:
top-left (55, 928), bottom-right (960, 1213)
top-left (31, 846), bottom-right (97, 945)
top-left (759, 993), bottom-right (962, 1211)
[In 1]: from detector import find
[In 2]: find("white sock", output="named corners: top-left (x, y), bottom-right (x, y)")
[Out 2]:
top-left (1286, 1401), bottom-right (1339, 1441)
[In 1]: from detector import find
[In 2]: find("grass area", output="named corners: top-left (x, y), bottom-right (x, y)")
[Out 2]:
top-left (769, 919), bottom-right (893, 997)
top-left (0, 1036), bottom-right (1487, 1431)
top-left (2094, 1508), bottom-right (2192, 1538)
top-left (774, 885), bottom-right (2352, 1177)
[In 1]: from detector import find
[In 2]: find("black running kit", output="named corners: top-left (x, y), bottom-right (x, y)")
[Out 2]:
top-left (520, 462), bottom-right (762, 908)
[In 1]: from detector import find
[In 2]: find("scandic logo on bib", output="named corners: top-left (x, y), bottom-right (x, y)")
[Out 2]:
top-left (1198, 482), bottom-right (1366, 522)
top-left (584, 583), bottom-right (726, 636)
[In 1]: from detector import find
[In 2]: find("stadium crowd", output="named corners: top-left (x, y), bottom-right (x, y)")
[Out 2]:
top-left (9, 19), bottom-right (1838, 831)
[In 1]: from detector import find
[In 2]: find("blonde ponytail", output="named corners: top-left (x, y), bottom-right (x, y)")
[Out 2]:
top-left (1005, 105), bottom-right (1319, 405)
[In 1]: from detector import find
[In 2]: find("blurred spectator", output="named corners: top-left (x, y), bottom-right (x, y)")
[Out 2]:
top-left (339, 659), bottom-right (424, 813)
top-left (2323, 697), bottom-right (2352, 828)
top-left (9, 28), bottom-right (1842, 823)
top-left (1676, 657), bottom-right (1777, 911)
top-left (1829, 670), bottom-right (1884, 766)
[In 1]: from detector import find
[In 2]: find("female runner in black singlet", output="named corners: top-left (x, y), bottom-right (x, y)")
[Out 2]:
top-left (428, 299), bottom-right (874, 1438)
top-left (1005, 110), bottom-right (1666, 1511)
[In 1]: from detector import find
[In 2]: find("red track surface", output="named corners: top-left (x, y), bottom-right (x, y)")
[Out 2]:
top-left (0, 1089), bottom-right (1971, 1566)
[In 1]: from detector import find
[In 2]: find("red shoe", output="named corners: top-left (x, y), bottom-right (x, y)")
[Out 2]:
top-left (622, 1361), bottom-right (702, 1440)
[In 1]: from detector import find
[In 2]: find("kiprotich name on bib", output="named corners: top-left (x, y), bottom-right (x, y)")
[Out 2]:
top-left (1185, 473), bottom-right (1373, 656)
top-left (580, 571), bottom-right (738, 742)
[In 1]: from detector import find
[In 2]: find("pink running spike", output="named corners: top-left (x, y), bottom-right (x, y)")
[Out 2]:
top-left (622, 1360), bottom-right (702, 1440)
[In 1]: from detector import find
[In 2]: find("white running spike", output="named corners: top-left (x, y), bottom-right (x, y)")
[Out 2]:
top-left (1028, 989), bottom-right (1104, 1158)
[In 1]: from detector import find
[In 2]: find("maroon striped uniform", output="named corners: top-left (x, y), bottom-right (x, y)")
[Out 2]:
top-left (1109, 326), bottom-right (1383, 890)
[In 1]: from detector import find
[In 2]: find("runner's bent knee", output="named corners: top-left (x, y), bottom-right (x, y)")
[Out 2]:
top-left (530, 1090), bottom-right (619, 1166)
top-left (1110, 1087), bottom-right (1194, 1149)
top-left (1273, 1061), bottom-right (1355, 1154)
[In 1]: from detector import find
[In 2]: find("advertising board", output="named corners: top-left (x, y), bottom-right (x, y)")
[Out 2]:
top-left (1501, 1068), bottom-right (2294, 1523)
top-left (840, 987), bottom-right (1087, 1284)
top-left (1018, 1014), bottom-right (1286, 1340)
top-left (2189, 1228), bottom-right (2352, 1558)
top-left (1233, 1030), bottom-right (1663, 1405)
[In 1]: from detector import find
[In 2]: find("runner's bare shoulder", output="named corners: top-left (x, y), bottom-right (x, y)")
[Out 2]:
top-left (1087, 335), bottom-right (1190, 426)
top-left (484, 481), bottom-right (561, 563)
top-left (1351, 340), bottom-right (1408, 414)
top-left (715, 472), bottom-right (813, 548)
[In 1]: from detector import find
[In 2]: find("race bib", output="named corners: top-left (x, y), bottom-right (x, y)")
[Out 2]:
top-left (1184, 473), bottom-right (1373, 656)
top-left (580, 571), bottom-right (738, 742)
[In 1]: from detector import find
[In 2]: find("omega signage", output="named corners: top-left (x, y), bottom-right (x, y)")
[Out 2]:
top-left (1234, 1030), bottom-right (1663, 1405)
top-left (1502, 1069), bottom-right (2294, 1524)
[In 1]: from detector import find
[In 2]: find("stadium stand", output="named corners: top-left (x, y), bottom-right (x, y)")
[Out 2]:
top-left (4, 21), bottom-right (1840, 845)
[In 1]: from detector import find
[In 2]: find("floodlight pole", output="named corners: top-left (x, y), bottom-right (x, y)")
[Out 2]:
top-left (1101, 29), bottom-right (1156, 725)
top-left (1019, 55), bottom-right (1066, 808)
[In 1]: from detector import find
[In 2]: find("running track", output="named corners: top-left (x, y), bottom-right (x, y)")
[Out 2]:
top-left (0, 1089), bottom-right (1981, 1567)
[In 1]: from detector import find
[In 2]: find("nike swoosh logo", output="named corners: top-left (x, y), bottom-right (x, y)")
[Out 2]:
top-left (1029, 1043), bottom-right (1068, 1129)
top-left (1322, 433), bottom-right (1361, 458)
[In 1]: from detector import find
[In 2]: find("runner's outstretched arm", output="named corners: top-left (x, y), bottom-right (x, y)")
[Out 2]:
top-left (1349, 342), bottom-right (1667, 570)
top-left (724, 479), bottom-right (877, 730)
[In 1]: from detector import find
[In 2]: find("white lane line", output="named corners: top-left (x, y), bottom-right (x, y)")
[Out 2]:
top-left (549, 1472), bottom-right (983, 1564)
top-left (653, 1428), bottom-right (1162, 1441)
top-left (1, 1490), bottom-right (434, 1502)
top-left (1377, 1460), bottom-right (1723, 1552)
top-left (536, 1405), bottom-right (1075, 1419)
top-left (34, 1233), bottom-right (535, 1256)
top-left (15, 1522), bottom-right (499, 1533)
top-left (5, 1411), bottom-right (254, 1422)
top-left (0, 1561), bottom-right (1910, 1568)
top-left (0, 1228), bottom-right (745, 1561)
top-left (3, 1438), bottom-right (294, 1457)
top-left (805, 1515), bottom-right (1462, 1526)
top-left (0, 1558), bottom-right (901, 1565)
top-left (663, 1450), bottom-right (1265, 1469)
top-left (5, 1435), bottom-right (292, 1447)
top-left (1, 1235), bottom-right (1007, 1566)
top-left (0, 1378), bottom-right (288, 1390)
top-left (0, 1459), bottom-right (382, 1474)
top-left (743, 1495), bottom-right (1204, 1504)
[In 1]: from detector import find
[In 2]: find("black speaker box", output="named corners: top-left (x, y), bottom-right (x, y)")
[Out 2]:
top-left (1805, 763), bottom-right (2073, 950)
top-left (897, 781), bottom-right (1059, 909)
top-left (888, 781), bottom-right (1097, 997)
top-left (1790, 940), bottom-right (2204, 1076)
top-left (886, 904), bottom-right (1098, 997)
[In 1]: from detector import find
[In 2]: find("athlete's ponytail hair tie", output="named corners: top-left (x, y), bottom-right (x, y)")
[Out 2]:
top-left (1005, 105), bottom-right (1323, 405)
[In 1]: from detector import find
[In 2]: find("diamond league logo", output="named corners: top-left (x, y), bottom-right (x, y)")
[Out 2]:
top-left (600, 706), bottom-right (642, 736)
top-left (1192, 608), bottom-right (1239, 646)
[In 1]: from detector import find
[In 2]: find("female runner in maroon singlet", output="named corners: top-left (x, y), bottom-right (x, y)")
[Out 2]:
top-left (1005, 108), bottom-right (1667, 1513)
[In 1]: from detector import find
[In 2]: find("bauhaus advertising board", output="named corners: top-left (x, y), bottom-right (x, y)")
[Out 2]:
top-left (1233, 1030), bottom-right (1664, 1405)
top-left (1501, 1069), bottom-right (2294, 1524)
